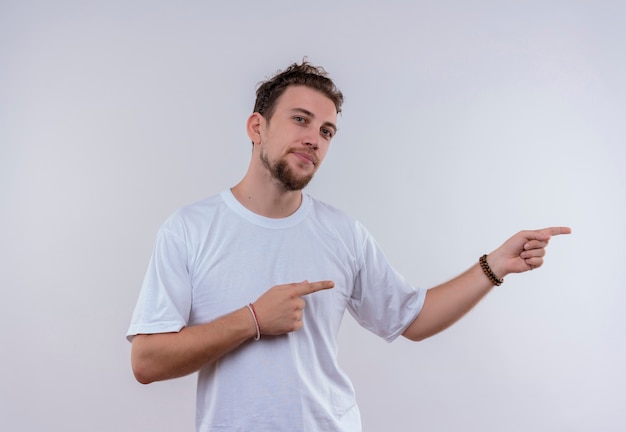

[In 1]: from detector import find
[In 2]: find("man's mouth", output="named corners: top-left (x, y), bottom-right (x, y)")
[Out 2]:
top-left (291, 151), bottom-right (317, 166)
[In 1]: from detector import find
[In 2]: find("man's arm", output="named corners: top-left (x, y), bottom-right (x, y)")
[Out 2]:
top-left (402, 227), bottom-right (571, 341)
top-left (131, 280), bottom-right (334, 384)
top-left (131, 307), bottom-right (256, 384)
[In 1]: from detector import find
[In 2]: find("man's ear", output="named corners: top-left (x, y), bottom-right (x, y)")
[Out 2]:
top-left (246, 112), bottom-right (264, 145)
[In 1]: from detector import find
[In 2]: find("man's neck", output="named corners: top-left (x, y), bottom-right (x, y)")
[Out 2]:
top-left (230, 178), bottom-right (303, 219)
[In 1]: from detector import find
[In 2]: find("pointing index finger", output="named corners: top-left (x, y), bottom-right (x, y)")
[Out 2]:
top-left (540, 226), bottom-right (572, 237)
top-left (298, 280), bottom-right (335, 296)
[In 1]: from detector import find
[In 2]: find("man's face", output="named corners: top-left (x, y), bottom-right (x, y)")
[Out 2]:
top-left (257, 86), bottom-right (338, 191)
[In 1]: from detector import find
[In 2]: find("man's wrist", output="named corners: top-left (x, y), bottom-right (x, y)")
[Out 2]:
top-left (480, 253), bottom-right (505, 286)
top-left (245, 303), bottom-right (261, 341)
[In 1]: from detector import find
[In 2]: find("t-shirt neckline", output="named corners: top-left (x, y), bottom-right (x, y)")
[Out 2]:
top-left (220, 189), bottom-right (312, 229)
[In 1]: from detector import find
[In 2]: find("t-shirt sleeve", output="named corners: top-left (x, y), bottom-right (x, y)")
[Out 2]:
top-left (126, 215), bottom-right (192, 341)
top-left (347, 223), bottom-right (426, 342)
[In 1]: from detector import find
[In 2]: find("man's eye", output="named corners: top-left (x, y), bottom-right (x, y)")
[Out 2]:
top-left (321, 128), bottom-right (334, 139)
top-left (294, 116), bottom-right (306, 123)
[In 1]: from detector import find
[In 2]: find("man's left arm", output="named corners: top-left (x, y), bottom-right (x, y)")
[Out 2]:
top-left (402, 226), bottom-right (571, 341)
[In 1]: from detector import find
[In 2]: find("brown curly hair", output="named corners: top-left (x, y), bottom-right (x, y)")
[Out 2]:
top-left (254, 60), bottom-right (344, 121)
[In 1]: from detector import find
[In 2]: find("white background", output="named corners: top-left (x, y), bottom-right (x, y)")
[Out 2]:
top-left (2, 1), bottom-right (625, 430)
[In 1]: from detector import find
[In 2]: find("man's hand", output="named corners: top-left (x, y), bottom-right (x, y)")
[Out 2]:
top-left (252, 280), bottom-right (335, 335)
top-left (488, 227), bottom-right (572, 278)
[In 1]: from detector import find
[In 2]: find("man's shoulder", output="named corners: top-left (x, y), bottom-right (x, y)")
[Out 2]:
top-left (307, 195), bottom-right (367, 234)
top-left (178, 193), bottom-right (223, 215)
top-left (308, 195), bottom-right (352, 220)
top-left (162, 192), bottom-right (226, 232)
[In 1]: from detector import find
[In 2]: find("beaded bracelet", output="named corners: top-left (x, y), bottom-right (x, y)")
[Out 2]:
top-left (246, 303), bottom-right (261, 341)
top-left (479, 254), bottom-right (504, 286)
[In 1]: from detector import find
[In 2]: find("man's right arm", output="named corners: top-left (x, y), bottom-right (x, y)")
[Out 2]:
top-left (131, 280), bottom-right (334, 384)
top-left (131, 306), bottom-right (257, 384)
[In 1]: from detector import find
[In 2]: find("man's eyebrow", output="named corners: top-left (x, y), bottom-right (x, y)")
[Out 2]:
top-left (290, 108), bottom-right (338, 133)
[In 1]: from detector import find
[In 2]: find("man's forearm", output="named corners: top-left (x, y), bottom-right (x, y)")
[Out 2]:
top-left (402, 226), bottom-right (571, 341)
top-left (131, 307), bottom-right (257, 384)
top-left (402, 263), bottom-right (494, 341)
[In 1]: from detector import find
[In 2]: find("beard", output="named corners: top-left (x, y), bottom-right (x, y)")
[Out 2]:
top-left (260, 148), bottom-right (315, 191)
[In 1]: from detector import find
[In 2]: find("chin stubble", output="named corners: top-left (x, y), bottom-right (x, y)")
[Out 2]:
top-left (260, 149), bottom-right (314, 191)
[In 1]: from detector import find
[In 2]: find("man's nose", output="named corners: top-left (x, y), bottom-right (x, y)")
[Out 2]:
top-left (303, 129), bottom-right (319, 150)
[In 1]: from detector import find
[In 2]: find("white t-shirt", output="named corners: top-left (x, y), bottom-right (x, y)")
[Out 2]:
top-left (127, 190), bottom-right (426, 431)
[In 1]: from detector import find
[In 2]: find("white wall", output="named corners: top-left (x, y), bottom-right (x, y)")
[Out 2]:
top-left (2, 1), bottom-right (624, 430)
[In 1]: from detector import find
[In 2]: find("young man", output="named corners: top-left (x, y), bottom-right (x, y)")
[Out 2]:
top-left (127, 61), bottom-right (570, 431)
